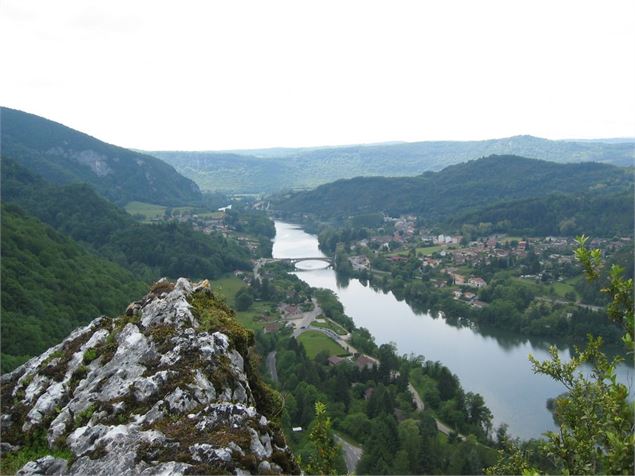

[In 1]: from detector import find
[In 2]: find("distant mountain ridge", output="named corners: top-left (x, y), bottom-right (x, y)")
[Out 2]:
top-left (273, 154), bottom-right (633, 221)
top-left (1, 107), bottom-right (203, 206)
top-left (151, 135), bottom-right (635, 193)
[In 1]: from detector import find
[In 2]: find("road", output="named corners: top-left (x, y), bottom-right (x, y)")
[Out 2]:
top-left (535, 296), bottom-right (602, 311)
top-left (253, 258), bottom-right (275, 282)
top-left (408, 383), bottom-right (425, 411)
top-left (408, 383), bottom-right (464, 440)
top-left (334, 434), bottom-right (362, 474)
top-left (266, 351), bottom-right (278, 384)
top-left (288, 298), bottom-right (323, 332)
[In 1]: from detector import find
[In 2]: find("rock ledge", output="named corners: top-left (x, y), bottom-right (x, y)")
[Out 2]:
top-left (1, 278), bottom-right (298, 475)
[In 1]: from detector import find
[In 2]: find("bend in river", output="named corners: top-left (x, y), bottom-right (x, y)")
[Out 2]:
top-left (272, 221), bottom-right (633, 440)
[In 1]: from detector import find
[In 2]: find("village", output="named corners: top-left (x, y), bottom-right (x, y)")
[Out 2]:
top-left (126, 202), bottom-right (267, 255)
top-left (339, 214), bottom-right (632, 311)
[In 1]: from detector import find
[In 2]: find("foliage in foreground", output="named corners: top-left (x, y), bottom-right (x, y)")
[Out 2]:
top-left (305, 402), bottom-right (339, 475)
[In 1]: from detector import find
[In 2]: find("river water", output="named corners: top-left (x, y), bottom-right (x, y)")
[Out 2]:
top-left (272, 221), bottom-right (633, 440)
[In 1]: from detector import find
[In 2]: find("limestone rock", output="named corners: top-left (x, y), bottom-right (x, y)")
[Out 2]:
top-left (16, 455), bottom-right (67, 475)
top-left (1, 278), bottom-right (299, 475)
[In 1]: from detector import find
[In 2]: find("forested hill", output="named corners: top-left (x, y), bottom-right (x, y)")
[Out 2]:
top-left (0, 107), bottom-right (202, 206)
top-left (151, 135), bottom-right (635, 193)
top-left (0, 158), bottom-right (253, 372)
top-left (451, 191), bottom-right (634, 237)
top-left (274, 155), bottom-right (633, 221)
top-left (1, 157), bottom-right (251, 280)
top-left (0, 204), bottom-right (148, 373)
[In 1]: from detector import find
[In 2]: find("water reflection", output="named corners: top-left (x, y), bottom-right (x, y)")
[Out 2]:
top-left (294, 260), bottom-right (331, 271)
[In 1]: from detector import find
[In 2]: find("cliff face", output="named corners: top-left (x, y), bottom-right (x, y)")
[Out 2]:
top-left (0, 278), bottom-right (299, 475)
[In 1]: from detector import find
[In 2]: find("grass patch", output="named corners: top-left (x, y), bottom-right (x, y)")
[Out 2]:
top-left (236, 302), bottom-right (277, 331)
top-left (390, 245), bottom-right (448, 257)
top-left (196, 211), bottom-right (224, 219)
top-left (213, 276), bottom-right (247, 306)
top-left (312, 318), bottom-right (347, 336)
top-left (298, 331), bottom-right (345, 359)
top-left (124, 201), bottom-right (166, 221)
top-left (82, 348), bottom-right (98, 365)
top-left (212, 276), bottom-right (280, 331)
top-left (416, 245), bottom-right (447, 256)
top-left (188, 288), bottom-right (253, 357)
top-left (552, 280), bottom-right (579, 300)
top-left (0, 429), bottom-right (72, 475)
top-left (74, 404), bottom-right (96, 427)
top-left (0, 447), bottom-right (73, 475)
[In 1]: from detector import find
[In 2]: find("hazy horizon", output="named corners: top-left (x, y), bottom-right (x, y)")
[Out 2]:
top-left (1, 0), bottom-right (634, 150)
top-left (4, 104), bottom-right (635, 155)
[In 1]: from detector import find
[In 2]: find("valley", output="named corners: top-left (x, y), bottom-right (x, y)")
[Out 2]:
top-left (3, 3), bottom-right (634, 474)
top-left (0, 106), bottom-right (633, 475)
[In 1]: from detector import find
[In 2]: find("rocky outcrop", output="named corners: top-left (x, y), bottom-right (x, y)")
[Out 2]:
top-left (0, 278), bottom-right (299, 475)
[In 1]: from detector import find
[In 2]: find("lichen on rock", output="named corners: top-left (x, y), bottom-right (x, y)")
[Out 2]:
top-left (0, 278), bottom-right (299, 475)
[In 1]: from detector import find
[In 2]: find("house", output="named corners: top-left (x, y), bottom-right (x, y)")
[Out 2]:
top-left (356, 354), bottom-right (378, 370)
top-left (452, 273), bottom-right (465, 285)
top-left (349, 255), bottom-right (371, 271)
top-left (453, 253), bottom-right (466, 265)
top-left (468, 277), bottom-right (487, 288)
top-left (264, 323), bottom-right (281, 334)
top-left (327, 356), bottom-right (345, 366)
top-left (422, 257), bottom-right (440, 268)
top-left (463, 291), bottom-right (476, 301)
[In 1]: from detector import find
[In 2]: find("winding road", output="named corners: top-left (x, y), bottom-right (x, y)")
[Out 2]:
top-left (266, 351), bottom-right (278, 384)
top-left (408, 383), bottom-right (464, 440)
top-left (334, 434), bottom-right (363, 474)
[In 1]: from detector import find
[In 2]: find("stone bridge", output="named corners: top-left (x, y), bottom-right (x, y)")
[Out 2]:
top-left (274, 256), bottom-right (333, 266)
top-left (254, 257), bottom-right (333, 282)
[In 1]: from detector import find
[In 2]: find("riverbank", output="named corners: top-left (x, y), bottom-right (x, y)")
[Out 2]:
top-left (271, 221), bottom-right (633, 440)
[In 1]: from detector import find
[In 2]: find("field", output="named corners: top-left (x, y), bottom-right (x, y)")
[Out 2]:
top-left (391, 245), bottom-right (448, 257)
top-left (235, 302), bottom-right (275, 331)
top-left (551, 278), bottom-right (580, 300)
top-left (416, 245), bottom-right (447, 256)
top-left (124, 201), bottom-right (202, 222)
top-left (213, 276), bottom-right (246, 303)
top-left (298, 331), bottom-right (345, 359)
top-left (196, 211), bottom-right (224, 219)
top-left (124, 201), bottom-right (166, 221)
top-left (212, 276), bottom-right (279, 330)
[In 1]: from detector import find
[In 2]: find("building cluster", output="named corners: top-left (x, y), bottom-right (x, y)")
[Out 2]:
top-left (450, 239), bottom-right (526, 266)
top-left (348, 255), bottom-right (371, 271)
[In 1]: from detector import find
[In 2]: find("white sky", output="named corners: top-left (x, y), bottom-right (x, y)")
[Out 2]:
top-left (1, 0), bottom-right (634, 150)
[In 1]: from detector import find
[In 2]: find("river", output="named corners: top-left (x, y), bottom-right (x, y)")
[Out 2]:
top-left (272, 221), bottom-right (633, 440)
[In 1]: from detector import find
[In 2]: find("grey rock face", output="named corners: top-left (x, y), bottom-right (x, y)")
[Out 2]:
top-left (16, 455), bottom-right (68, 475)
top-left (1, 278), bottom-right (298, 475)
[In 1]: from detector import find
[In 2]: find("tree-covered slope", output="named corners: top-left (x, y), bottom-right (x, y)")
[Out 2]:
top-left (0, 107), bottom-right (202, 206)
top-left (152, 151), bottom-right (295, 193)
top-left (274, 155), bottom-right (632, 220)
top-left (450, 191), bottom-right (635, 237)
top-left (152, 136), bottom-right (635, 193)
top-left (0, 158), bottom-right (252, 280)
top-left (0, 205), bottom-right (148, 372)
